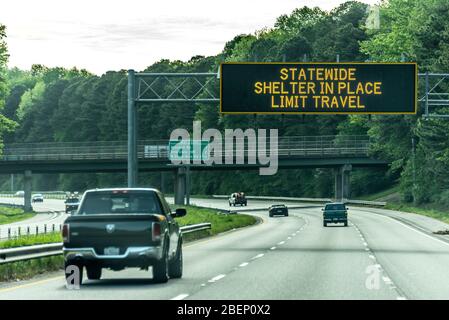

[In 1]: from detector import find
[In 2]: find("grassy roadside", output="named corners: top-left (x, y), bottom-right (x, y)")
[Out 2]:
top-left (385, 203), bottom-right (449, 225)
top-left (0, 256), bottom-right (63, 282)
top-left (0, 206), bottom-right (256, 282)
top-left (355, 185), bottom-right (400, 201)
top-left (0, 206), bottom-right (35, 225)
top-left (0, 232), bottom-right (61, 249)
top-left (176, 205), bottom-right (257, 242)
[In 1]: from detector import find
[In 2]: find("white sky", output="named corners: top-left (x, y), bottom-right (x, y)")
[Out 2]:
top-left (0, 0), bottom-right (379, 75)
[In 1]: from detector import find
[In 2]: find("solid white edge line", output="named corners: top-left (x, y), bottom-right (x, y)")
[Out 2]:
top-left (382, 215), bottom-right (449, 248)
top-left (171, 294), bottom-right (189, 300)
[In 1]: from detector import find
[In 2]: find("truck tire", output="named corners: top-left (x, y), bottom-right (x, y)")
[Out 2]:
top-left (65, 262), bottom-right (83, 286)
top-left (86, 265), bottom-right (102, 280)
top-left (323, 222), bottom-right (327, 227)
top-left (344, 221), bottom-right (348, 227)
top-left (153, 243), bottom-right (169, 283)
top-left (169, 239), bottom-right (183, 279)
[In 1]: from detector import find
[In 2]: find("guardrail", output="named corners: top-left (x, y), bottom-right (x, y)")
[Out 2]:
top-left (0, 223), bottom-right (62, 240)
top-left (0, 202), bottom-right (25, 209)
top-left (0, 135), bottom-right (371, 161)
top-left (0, 193), bottom-right (70, 200)
top-left (0, 223), bottom-right (212, 264)
top-left (212, 195), bottom-right (386, 207)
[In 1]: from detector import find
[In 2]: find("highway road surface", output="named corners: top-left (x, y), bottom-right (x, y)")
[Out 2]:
top-left (0, 197), bottom-right (449, 299)
top-left (0, 197), bottom-right (67, 240)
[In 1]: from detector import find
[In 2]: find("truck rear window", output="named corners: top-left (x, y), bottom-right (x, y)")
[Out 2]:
top-left (78, 191), bottom-right (163, 215)
top-left (325, 204), bottom-right (346, 210)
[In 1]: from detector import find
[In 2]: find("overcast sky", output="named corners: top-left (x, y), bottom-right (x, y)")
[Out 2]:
top-left (0, 0), bottom-right (378, 75)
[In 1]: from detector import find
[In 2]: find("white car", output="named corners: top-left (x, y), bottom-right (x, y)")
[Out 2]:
top-left (32, 193), bottom-right (44, 203)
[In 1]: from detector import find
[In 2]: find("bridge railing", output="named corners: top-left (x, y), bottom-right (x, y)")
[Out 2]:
top-left (0, 135), bottom-right (370, 161)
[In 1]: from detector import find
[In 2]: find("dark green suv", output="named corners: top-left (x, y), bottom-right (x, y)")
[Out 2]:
top-left (322, 202), bottom-right (348, 227)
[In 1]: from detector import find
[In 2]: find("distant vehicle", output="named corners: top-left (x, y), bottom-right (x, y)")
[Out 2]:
top-left (31, 193), bottom-right (44, 203)
top-left (64, 197), bottom-right (80, 213)
top-left (269, 204), bottom-right (288, 217)
top-left (229, 192), bottom-right (247, 206)
top-left (322, 202), bottom-right (348, 227)
top-left (14, 191), bottom-right (24, 197)
top-left (62, 188), bottom-right (186, 285)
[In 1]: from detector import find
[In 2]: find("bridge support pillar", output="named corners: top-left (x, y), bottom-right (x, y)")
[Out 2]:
top-left (174, 167), bottom-right (186, 205)
top-left (334, 164), bottom-right (351, 202)
top-left (161, 172), bottom-right (167, 193)
top-left (334, 169), bottom-right (342, 201)
top-left (24, 170), bottom-right (32, 212)
top-left (342, 164), bottom-right (352, 201)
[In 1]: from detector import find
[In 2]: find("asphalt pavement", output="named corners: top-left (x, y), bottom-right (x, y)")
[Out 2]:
top-left (0, 197), bottom-right (448, 299)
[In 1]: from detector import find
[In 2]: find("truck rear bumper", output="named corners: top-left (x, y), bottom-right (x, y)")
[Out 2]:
top-left (324, 219), bottom-right (347, 223)
top-left (63, 246), bottom-right (163, 266)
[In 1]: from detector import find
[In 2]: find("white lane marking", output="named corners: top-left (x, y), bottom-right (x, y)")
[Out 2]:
top-left (208, 274), bottom-right (226, 283)
top-left (363, 242), bottom-right (368, 246)
top-left (270, 246), bottom-right (276, 250)
top-left (397, 296), bottom-right (407, 300)
top-left (252, 253), bottom-right (264, 260)
top-left (287, 237), bottom-right (291, 240)
top-left (278, 241), bottom-right (285, 245)
top-left (239, 262), bottom-right (249, 267)
top-left (384, 216), bottom-right (449, 248)
top-left (359, 211), bottom-right (449, 249)
top-left (201, 283), bottom-right (206, 287)
top-left (171, 294), bottom-right (189, 300)
top-left (382, 276), bottom-right (393, 284)
top-left (365, 248), bottom-right (370, 251)
top-left (369, 255), bottom-right (376, 260)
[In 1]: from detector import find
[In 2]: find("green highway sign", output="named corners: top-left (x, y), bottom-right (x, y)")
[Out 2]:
top-left (220, 62), bottom-right (417, 115)
top-left (168, 140), bottom-right (209, 161)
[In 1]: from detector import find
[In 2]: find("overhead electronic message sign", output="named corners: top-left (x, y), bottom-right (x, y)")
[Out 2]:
top-left (220, 62), bottom-right (417, 115)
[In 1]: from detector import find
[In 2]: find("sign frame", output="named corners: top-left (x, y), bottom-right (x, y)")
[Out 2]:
top-left (219, 62), bottom-right (418, 115)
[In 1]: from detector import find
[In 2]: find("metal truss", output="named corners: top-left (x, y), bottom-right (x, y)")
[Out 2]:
top-left (420, 73), bottom-right (449, 119)
top-left (134, 72), bottom-right (219, 103)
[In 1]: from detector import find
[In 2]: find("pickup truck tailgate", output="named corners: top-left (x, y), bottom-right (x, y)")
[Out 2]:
top-left (64, 214), bottom-right (162, 253)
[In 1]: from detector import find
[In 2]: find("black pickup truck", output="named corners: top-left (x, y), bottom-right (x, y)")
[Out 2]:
top-left (62, 188), bottom-right (186, 285)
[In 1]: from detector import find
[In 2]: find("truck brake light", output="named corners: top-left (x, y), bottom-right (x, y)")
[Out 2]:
top-left (62, 224), bottom-right (70, 243)
top-left (152, 222), bottom-right (161, 242)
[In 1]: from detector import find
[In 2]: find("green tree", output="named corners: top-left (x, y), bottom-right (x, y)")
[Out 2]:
top-left (0, 25), bottom-right (17, 154)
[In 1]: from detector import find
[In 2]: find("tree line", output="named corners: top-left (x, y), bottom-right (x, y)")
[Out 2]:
top-left (1, 0), bottom-right (449, 206)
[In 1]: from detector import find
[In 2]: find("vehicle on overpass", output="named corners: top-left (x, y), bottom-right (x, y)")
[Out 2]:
top-left (322, 202), bottom-right (348, 227)
top-left (268, 204), bottom-right (289, 217)
top-left (229, 192), bottom-right (247, 206)
top-left (62, 188), bottom-right (186, 285)
top-left (64, 197), bottom-right (80, 213)
top-left (31, 193), bottom-right (44, 203)
top-left (14, 190), bottom-right (24, 197)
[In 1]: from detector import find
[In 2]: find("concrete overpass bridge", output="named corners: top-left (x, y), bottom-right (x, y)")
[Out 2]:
top-left (0, 135), bottom-right (388, 208)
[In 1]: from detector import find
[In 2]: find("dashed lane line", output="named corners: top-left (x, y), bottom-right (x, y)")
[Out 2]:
top-left (208, 274), bottom-right (226, 283)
